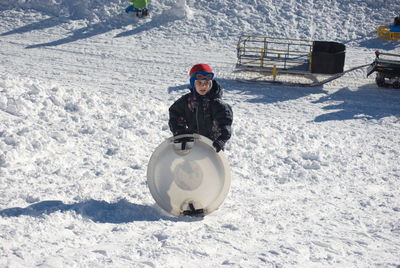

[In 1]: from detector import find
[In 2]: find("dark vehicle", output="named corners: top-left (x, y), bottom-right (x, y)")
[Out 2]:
top-left (367, 51), bottom-right (400, 88)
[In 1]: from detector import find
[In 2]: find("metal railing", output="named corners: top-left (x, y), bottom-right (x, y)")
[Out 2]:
top-left (236, 35), bottom-right (313, 73)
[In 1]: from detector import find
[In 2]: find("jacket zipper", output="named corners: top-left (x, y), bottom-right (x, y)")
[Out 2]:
top-left (195, 105), bottom-right (200, 133)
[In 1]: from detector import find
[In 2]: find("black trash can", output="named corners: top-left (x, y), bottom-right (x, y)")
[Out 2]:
top-left (311, 41), bottom-right (345, 74)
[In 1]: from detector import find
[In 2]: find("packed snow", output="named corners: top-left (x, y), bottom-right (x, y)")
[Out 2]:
top-left (1, 0), bottom-right (400, 267)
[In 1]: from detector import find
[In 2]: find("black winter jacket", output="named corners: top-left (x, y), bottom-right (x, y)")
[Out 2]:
top-left (169, 80), bottom-right (233, 148)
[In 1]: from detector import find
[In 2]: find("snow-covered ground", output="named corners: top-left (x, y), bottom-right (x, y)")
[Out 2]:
top-left (1, 0), bottom-right (400, 267)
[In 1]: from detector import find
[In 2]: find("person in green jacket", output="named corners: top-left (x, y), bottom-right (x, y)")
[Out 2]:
top-left (125, 0), bottom-right (149, 16)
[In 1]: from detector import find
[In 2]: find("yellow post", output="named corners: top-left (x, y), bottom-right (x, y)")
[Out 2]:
top-left (272, 65), bottom-right (277, 81)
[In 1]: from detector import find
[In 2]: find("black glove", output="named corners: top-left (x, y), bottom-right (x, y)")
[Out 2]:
top-left (212, 140), bottom-right (224, 152)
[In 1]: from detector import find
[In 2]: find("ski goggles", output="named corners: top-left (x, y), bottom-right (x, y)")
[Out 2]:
top-left (192, 71), bottom-right (214, 81)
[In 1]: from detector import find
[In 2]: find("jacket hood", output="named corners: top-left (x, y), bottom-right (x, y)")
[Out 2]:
top-left (208, 80), bottom-right (222, 99)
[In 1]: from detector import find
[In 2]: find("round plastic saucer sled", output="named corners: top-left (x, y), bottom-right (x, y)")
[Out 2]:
top-left (147, 134), bottom-right (231, 217)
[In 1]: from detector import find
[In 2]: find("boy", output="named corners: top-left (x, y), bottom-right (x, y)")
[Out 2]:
top-left (169, 64), bottom-right (233, 152)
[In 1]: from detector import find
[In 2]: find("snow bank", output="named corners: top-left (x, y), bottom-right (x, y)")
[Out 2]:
top-left (0, 0), bottom-right (192, 24)
top-left (0, 0), bottom-right (126, 21)
top-left (1, 0), bottom-right (398, 44)
top-left (0, 74), bottom-right (85, 173)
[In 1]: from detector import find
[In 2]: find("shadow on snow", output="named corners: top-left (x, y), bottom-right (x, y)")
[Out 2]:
top-left (0, 199), bottom-right (193, 223)
top-left (358, 37), bottom-right (400, 51)
top-left (115, 8), bottom-right (182, 38)
top-left (167, 84), bottom-right (190, 93)
top-left (169, 79), bottom-right (400, 122)
top-left (312, 84), bottom-right (400, 122)
top-left (221, 78), bottom-right (327, 104)
top-left (1, 17), bottom-right (69, 37)
top-left (167, 78), bottom-right (328, 103)
top-left (2, 13), bottom-right (176, 49)
top-left (4, 7), bottom-right (185, 48)
top-left (23, 15), bottom-right (132, 49)
top-left (217, 78), bottom-right (400, 122)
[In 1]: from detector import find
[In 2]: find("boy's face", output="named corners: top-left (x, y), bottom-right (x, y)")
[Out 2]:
top-left (194, 80), bottom-right (212, 95)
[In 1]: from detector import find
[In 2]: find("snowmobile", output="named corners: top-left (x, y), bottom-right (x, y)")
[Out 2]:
top-left (367, 51), bottom-right (400, 89)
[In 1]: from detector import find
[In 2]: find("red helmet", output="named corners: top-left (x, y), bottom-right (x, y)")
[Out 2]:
top-left (189, 63), bottom-right (213, 77)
